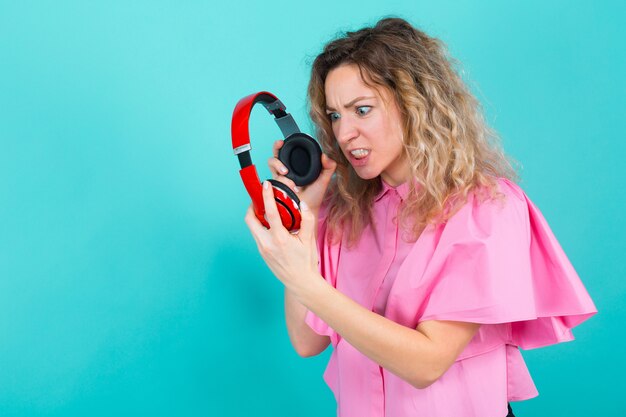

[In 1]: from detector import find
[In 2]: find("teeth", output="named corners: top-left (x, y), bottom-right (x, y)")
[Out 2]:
top-left (350, 149), bottom-right (370, 158)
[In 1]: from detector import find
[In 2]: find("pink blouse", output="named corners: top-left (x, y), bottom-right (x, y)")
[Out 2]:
top-left (305, 177), bottom-right (597, 417)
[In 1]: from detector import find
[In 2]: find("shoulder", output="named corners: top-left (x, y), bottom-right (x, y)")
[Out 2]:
top-left (441, 177), bottom-right (531, 244)
top-left (492, 177), bottom-right (526, 206)
top-left (472, 177), bottom-right (527, 219)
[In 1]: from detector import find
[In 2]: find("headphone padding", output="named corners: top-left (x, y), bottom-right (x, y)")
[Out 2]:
top-left (278, 133), bottom-right (323, 187)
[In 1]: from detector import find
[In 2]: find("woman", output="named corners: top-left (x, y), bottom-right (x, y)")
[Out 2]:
top-left (245, 17), bottom-right (596, 417)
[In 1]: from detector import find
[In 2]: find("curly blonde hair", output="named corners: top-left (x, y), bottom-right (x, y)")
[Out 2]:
top-left (308, 17), bottom-right (518, 245)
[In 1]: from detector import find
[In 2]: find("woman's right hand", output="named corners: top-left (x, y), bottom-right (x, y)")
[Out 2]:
top-left (268, 140), bottom-right (337, 218)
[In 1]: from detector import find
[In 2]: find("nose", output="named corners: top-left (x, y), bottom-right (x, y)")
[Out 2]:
top-left (334, 116), bottom-right (358, 145)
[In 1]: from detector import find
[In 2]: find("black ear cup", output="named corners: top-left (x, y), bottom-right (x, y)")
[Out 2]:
top-left (277, 133), bottom-right (322, 187)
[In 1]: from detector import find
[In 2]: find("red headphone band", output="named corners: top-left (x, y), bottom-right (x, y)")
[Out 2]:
top-left (231, 91), bottom-right (302, 167)
top-left (231, 91), bottom-right (302, 229)
top-left (233, 92), bottom-right (282, 151)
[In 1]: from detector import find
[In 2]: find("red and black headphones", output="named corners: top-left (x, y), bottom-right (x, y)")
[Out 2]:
top-left (231, 91), bottom-right (322, 232)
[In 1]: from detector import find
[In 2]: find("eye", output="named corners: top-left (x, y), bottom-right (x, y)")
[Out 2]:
top-left (327, 112), bottom-right (341, 122)
top-left (356, 106), bottom-right (372, 116)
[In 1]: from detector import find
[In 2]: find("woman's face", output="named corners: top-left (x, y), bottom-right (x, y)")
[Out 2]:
top-left (325, 63), bottom-right (410, 187)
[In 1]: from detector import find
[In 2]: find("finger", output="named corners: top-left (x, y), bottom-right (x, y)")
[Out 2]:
top-left (244, 205), bottom-right (267, 242)
top-left (261, 180), bottom-right (285, 232)
top-left (296, 199), bottom-right (316, 243)
top-left (317, 154), bottom-right (337, 186)
top-left (268, 156), bottom-right (289, 176)
top-left (273, 140), bottom-right (284, 157)
top-left (321, 153), bottom-right (338, 173)
top-left (270, 175), bottom-right (299, 194)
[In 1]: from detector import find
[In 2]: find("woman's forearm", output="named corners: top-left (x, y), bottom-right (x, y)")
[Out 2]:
top-left (290, 272), bottom-right (440, 389)
top-left (284, 287), bottom-right (330, 357)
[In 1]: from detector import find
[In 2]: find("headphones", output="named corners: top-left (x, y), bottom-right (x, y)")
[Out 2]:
top-left (231, 91), bottom-right (322, 232)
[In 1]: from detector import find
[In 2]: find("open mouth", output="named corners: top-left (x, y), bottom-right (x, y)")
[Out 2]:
top-left (350, 149), bottom-right (370, 160)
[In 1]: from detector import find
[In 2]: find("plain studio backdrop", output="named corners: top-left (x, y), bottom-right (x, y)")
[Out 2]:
top-left (0, 1), bottom-right (624, 416)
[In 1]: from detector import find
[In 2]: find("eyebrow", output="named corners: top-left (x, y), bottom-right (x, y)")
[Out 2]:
top-left (325, 96), bottom-right (376, 111)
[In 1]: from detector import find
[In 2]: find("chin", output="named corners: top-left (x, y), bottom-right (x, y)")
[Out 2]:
top-left (352, 167), bottom-right (381, 181)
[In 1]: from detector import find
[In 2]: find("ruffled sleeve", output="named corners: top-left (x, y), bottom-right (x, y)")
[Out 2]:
top-left (305, 201), bottom-right (341, 347)
top-left (419, 178), bottom-right (597, 350)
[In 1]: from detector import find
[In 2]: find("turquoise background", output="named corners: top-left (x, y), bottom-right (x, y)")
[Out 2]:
top-left (1, 0), bottom-right (623, 415)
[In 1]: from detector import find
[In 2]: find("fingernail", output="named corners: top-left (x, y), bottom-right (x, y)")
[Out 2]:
top-left (300, 201), bottom-right (309, 211)
top-left (280, 167), bottom-right (288, 174)
top-left (263, 181), bottom-right (269, 189)
top-left (294, 186), bottom-right (300, 193)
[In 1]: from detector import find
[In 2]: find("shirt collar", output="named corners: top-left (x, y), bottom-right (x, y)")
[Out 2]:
top-left (375, 177), bottom-right (412, 202)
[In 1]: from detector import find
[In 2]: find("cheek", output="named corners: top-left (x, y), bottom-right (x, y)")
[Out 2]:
top-left (374, 115), bottom-right (395, 140)
top-left (382, 119), bottom-right (403, 152)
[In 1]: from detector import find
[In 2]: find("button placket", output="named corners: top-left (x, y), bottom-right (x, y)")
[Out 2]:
top-left (367, 191), bottom-right (401, 312)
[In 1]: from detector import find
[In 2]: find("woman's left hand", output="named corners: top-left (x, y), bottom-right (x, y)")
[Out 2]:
top-left (244, 180), bottom-right (319, 293)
